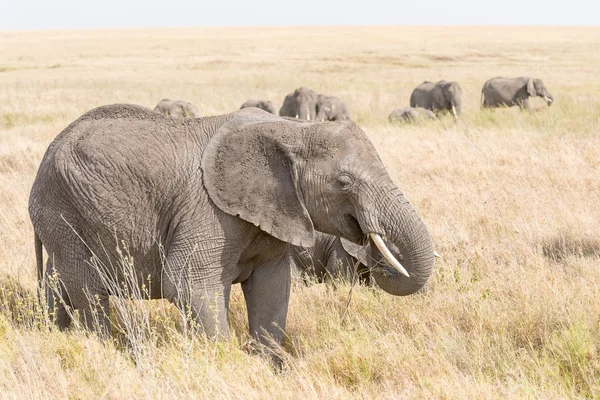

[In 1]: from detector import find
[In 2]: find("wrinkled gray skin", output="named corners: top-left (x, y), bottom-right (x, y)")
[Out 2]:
top-left (481, 77), bottom-right (554, 110)
top-left (279, 87), bottom-right (318, 121)
top-left (154, 99), bottom-right (200, 118)
top-left (240, 99), bottom-right (277, 115)
top-left (410, 80), bottom-right (463, 117)
top-left (290, 232), bottom-right (371, 284)
top-left (315, 95), bottom-right (351, 121)
top-left (29, 105), bottom-right (434, 358)
top-left (389, 107), bottom-right (437, 123)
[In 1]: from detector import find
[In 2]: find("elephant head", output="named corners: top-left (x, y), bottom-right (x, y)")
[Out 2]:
top-left (440, 81), bottom-right (462, 117)
top-left (202, 111), bottom-right (434, 295)
top-left (315, 95), bottom-right (351, 122)
top-left (279, 87), bottom-right (318, 121)
top-left (527, 78), bottom-right (554, 106)
top-left (240, 99), bottom-right (277, 115)
top-left (154, 99), bottom-right (200, 118)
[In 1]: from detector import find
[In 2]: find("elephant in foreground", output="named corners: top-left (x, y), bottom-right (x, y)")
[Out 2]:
top-left (481, 77), bottom-right (554, 110)
top-left (410, 80), bottom-right (463, 118)
top-left (240, 99), bottom-right (277, 115)
top-left (388, 107), bottom-right (437, 123)
top-left (315, 95), bottom-right (351, 121)
top-left (279, 87), bottom-right (318, 120)
top-left (29, 105), bottom-right (435, 357)
top-left (154, 99), bottom-right (200, 118)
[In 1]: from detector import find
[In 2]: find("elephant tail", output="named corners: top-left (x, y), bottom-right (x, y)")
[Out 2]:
top-left (34, 232), bottom-right (44, 304)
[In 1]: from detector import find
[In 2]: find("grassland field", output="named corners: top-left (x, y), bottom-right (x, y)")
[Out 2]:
top-left (0, 26), bottom-right (599, 399)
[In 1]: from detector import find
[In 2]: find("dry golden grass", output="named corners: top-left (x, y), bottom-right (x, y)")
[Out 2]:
top-left (1, 26), bottom-right (599, 399)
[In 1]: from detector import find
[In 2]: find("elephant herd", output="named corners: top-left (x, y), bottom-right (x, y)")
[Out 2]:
top-left (389, 76), bottom-right (554, 123)
top-left (157, 87), bottom-right (351, 122)
top-left (155, 77), bottom-right (554, 126)
top-left (28, 75), bottom-right (553, 365)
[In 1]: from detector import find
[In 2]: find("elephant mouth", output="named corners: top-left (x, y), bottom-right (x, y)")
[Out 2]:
top-left (339, 214), bottom-right (408, 277)
top-left (341, 213), bottom-right (364, 242)
top-left (369, 233), bottom-right (409, 277)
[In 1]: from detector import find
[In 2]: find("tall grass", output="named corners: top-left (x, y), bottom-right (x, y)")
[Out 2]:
top-left (0, 26), bottom-right (599, 398)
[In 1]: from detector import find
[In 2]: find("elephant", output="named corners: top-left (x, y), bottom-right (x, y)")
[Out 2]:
top-left (410, 80), bottom-right (463, 118)
top-left (291, 232), bottom-right (436, 296)
top-left (290, 231), bottom-right (371, 284)
top-left (29, 104), bottom-right (435, 357)
top-left (315, 95), bottom-right (351, 121)
top-left (154, 99), bottom-right (200, 118)
top-left (279, 87), bottom-right (318, 121)
top-left (240, 99), bottom-right (277, 115)
top-left (388, 107), bottom-right (437, 123)
top-left (481, 77), bottom-right (554, 110)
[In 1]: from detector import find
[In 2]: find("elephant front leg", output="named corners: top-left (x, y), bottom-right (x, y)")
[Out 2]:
top-left (241, 257), bottom-right (291, 353)
top-left (519, 98), bottom-right (531, 111)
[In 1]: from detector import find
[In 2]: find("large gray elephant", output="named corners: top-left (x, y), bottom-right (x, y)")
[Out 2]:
top-left (315, 95), bottom-right (351, 121)
top-left (388, 107), bottom-right (437, 123)
top-left (481, 77), bottom-right (554, 110)
top-left (410, 80), bottom-right (463, 118)
top-left (240, 99), bottom-right (277, 115)
top-left (154, 99), bottom-right (200, 118)
top-left (29, 105), bottom-right (434, 356)
top-left (279, 87), bottom-right (318, 120)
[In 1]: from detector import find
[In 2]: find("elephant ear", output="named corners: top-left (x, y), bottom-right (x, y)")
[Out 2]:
top-left (340, 238), bottom-right (369, 266)
top-left (526, 78), bottom-right (536, 97)
top-left (201, 112), bottom-right (315, 247)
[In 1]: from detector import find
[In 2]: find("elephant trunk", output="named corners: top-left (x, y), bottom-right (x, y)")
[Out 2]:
top-left (365, 187), bottom-right (434, 296)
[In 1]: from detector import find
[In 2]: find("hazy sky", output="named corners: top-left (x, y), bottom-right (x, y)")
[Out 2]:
top-left (1, 0), bottom-right (597, 30)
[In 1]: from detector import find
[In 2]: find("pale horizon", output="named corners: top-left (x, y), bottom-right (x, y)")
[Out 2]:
top-left (2, 0), bottom-right (598, 30)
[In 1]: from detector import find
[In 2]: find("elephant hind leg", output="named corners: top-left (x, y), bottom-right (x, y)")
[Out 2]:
top-left (46, 225), bottom-right (112, 335)
top-left (77, 293), bottom-right (111, 335)
top-left (44, 258), bottom-right (74, 330)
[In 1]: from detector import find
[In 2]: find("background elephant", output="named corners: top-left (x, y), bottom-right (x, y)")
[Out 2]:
top-left (388, 107), bottom-right (437, 123)
top-left (240, 99), bottom-right (277, 115)
top-left (29, 105), bottom-right (434, 356)
top-left (315, 95), bottom-right (351, 121)
top-left (481, 77), bottom-right (554, 110)
top-left (290, 231), bottom-right (371, 284)
top-left (291, 232), bottom-right (433, 293)
top-left (279, 87), bottom-right (318, 120)
top-left (154, 98), bottom-right (200, 118)
top-left (410, 80), bottom-right (463, 117)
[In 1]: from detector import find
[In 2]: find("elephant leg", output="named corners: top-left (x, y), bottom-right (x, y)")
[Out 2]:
top-left (78, 292), bottom-right (111, 335)
top-left (241, 257), bottom-right (291, 349)
top-left (44, 258), bottom-right (73, 330)
top-left (45, 225), bottom-right (111, 334)
top-left (162, 252), bottom-right (232, 338)
top-left (185, 283), bottom-right (231, 338)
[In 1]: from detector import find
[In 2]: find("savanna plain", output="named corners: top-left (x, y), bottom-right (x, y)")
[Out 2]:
top-left (0, 26), bottom-right (599, 399)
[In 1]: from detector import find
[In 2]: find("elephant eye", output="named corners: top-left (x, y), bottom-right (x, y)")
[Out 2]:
top-left (336, 174), bottom-right (354, 190)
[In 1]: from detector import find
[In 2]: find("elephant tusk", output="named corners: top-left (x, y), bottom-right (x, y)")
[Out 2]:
top-left (451, 106), bottom-right (458, 118)
top-left (369, 233), bottom-right (410, 278)
top-left (434, 251), bottom-right (441, 258)
top-left (544, 96), bottom-right (553, 103)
